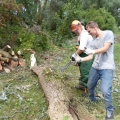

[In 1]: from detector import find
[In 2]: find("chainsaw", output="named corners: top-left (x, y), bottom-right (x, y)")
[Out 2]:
top-left (61, 57), bottom-right (76, 72)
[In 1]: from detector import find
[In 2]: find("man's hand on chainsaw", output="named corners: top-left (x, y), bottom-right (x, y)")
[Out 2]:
top-left (71, 60), bottom-right (78, 66)
top-left (70, 53), bottom-right (83, 65)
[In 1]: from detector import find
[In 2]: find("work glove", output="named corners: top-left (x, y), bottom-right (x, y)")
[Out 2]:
top-left (71, 60), bottom-right (78, 66)
top-left (71, 53), bottom-right (83, 64)
top-left (84, 48), bottom-right (95, 55)
top-left (70, 54), bottom-right (78, 66)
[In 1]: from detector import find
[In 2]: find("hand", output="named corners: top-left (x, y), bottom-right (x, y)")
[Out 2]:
top-left (70, 53), bottom-right (78, 66)
top-left (84, 48), bottom-right (95, 55)
top-left (70, 60), bottom-right (78, 66)
top-left (71, 53), bottom-right (83, 63)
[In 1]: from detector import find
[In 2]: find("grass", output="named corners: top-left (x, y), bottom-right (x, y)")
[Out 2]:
top-left (0, 68), bottom-right (49, 120)
top-left (114, 44), bottom-right (120, 63)
top-left (0, 39), bottom-right (120, 120)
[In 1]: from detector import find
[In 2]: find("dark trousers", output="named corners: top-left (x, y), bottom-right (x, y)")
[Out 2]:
top-left (78, 52), bottom-right (94, 87)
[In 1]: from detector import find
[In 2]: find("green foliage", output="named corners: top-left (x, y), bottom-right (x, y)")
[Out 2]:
top-left (51, 5), bottom-right (116, 46)
top-left (51, 3), bottom-right (83, 46)
top-left (0, 24), bottom-right (22, 48)
top-left (16, 0), bottom-right (38, 25)
top-left (63, 116), bottom-right (69, 120)
top-left (0, 0), bottom-right (118, 50)
top-left (114, 44), bottom-right (120, 63)
top-left (82, 0), bottom-right (120, 26)
top-left (0, 0), bottom-right (22, 27)
top-left (41, 0), bottom-right (65, 31)
top-left (0, 0), bottom-right (22, 48)
top-left (17, 29), bottom-right (50, 52)
top-left (80, 8), bottom-right (116, 31)
top-left (33, 32), bottom-right (50, 52)
top-left (17, 28), bottom-right (35, 51)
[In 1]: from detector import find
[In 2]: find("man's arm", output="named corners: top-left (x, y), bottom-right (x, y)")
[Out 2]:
top-left (85, 42), bottom-right (112, 55)
top-left (72, 42), bottom-right (112, 63)
top-left (76, 33), bottom-right (90, 55)
top-left (94, 42), bottom-right (112, 54)
top-left (71, 53), bottom-right (93, 63)
top-left (81, 54), bottom-right (93, 62)
top-left (76, 49), bottom-right (83, 55)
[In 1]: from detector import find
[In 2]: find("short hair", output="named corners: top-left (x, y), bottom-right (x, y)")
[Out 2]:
top-left (86, 21), bottom-right (99, 29)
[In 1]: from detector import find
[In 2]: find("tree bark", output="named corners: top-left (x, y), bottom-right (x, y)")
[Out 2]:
top-left (31, 65), bottom-right (96, 120)
top-left (0, 49), bottom-right (11, 58)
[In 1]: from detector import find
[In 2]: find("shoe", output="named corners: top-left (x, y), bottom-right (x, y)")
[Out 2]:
top-left (82, 91), bottom-right (88, 97)
top-left (105, 111), bottom-right (114, 120)
top-left (75, 85), bottom-right (85, 90)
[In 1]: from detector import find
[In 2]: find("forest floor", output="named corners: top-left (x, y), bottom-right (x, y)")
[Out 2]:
top-left (0, 36), bottom-right (120, 120)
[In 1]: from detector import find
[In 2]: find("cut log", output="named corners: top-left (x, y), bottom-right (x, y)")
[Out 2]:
top-left (18, 58), bottom-right (26, 67)
top-left (9, 50), bottom-right (15, 56)
top-left (17, 50), bottom-right (23, 58)
top-left (0, 61), bottom-right (2, 70)
top-left (0, 49), bottom-right (11, 58)
top-left (3, 67), bottom-right (10, 73)
top-left (9, 59), bottom-right (18, 68)
top-left (0, 57), bottom-right (9, 62)
top-left (32, 66), bottom-right (74, 120)
top-left (2, 45), bottom-right (11, 51)
top-left (3, 63), bottom-right (14, 71)
top-left (0, 46), bottom-right (25, 73)
top-left (11, 56), bottom-right (18, 61)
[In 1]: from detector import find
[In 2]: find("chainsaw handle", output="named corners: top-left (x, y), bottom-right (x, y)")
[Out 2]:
top-left (71, 57), bottom-right (75, 61)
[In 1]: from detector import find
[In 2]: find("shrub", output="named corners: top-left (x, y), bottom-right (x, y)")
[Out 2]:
top-left (50, 6), bottom-right (116, 46)
top-left (80, 7), bottom-right (116, 31)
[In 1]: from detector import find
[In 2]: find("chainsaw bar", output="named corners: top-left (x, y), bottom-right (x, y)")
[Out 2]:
top-left (61, 61), bottom-right (71, 72)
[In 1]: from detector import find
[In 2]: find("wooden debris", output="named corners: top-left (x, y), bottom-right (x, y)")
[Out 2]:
top-left (3, 67), bottom-right (11, 73)
top-left (0, 45), bottom-right (26, 73)
top-left (31, 56), bottom-right (96, 120)
top-left (0, 61), bottom-right (3, 70)
top-left (18, 58), bottom-right (26, 67)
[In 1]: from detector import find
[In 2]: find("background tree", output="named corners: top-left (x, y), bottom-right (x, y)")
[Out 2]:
top-left (0, 0), bottom-right (22, 47)
top-left (82, 0), bottom-right (120, 26)
top-left (0, 0), bottom-right (119, 51)
top-left (16, 0), bottom-right (38, 25)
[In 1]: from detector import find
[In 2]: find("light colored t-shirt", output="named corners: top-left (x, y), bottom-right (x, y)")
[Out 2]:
top-left (78, 29), bottom-right (93, 50)
top-left (90, 30), bottom-right (115, 70)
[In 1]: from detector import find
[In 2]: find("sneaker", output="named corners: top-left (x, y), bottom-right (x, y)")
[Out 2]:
top-left (105, 111), bottom-right (114, 120)
top-left (75, 85), bottom-right (85, 90)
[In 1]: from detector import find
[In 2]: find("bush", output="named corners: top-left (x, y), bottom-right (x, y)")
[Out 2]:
top-left (16, 28), bottom-right (35, 51)
top-left (33, 32), bottom-right (50, 52)
top-left (16, 28), bottom-right (50, 53)
top-left (51, 3), bottom-right (83, 46)
top-left (49, 6), bottom-right (117, 46)
top-left (80, 7), bottom-right (116, 31)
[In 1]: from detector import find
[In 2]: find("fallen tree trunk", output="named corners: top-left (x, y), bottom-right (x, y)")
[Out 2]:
top-left (31, 54), bottom-right (96, 120)
top-left (32, 66), bottom-right (75, 120)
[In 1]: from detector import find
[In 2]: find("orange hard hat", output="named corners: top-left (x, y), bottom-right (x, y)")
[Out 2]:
top-left (71, 20), bottom-right (81, 32)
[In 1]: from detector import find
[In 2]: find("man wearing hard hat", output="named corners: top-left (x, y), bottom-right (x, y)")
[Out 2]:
top-left (71, 20), bottom-right (94, 95)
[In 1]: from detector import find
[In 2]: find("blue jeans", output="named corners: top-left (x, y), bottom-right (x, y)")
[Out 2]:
top-left (87, 67), bottom-right (114, 111)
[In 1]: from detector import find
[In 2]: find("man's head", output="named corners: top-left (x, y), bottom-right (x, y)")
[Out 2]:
top-left (86, 21), bottom-right (99, 37)
top-left (71, 20), bottom-right (82, 35)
